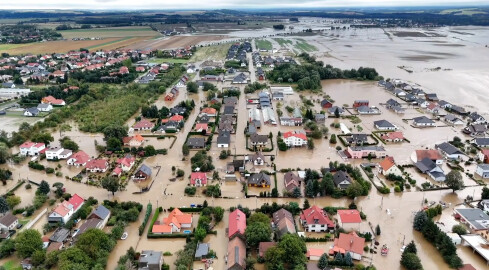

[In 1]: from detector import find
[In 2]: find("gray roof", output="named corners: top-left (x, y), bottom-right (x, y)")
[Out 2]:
top-left (37, 103), bottom-right (51, 109)
top-left (415, 158), bottom-right (437, 173)
top-left (250, 134), bottom-right (268, 144)
top-left (248, 172), bottom-right (271, 185)
top-left (0, 213), bottom-right (18, 227)
top-left (76, 218), bottom-right (103, 237)
top-left (217, 130), bottom-right (231, 145)
top-left (90, 205), bottom-right (111, 220)
top-left (328, 106), bottom-right (344, 114)
top-left (223, 105), bottom-right (235, 115)
top-left (477, 164), bottom-right (489, 171)
top-left (374, 120), bottom-right (395, 128)
top-left (137, 164), bottom-right (152, 177)
top-left (333, 171), bottom-right (351, 186)
top-left (195, 243), bottom-right (210, 258)
top-left (25, 107), bottom-right (39, 115)
top-left (436, 142), bottom-right (464, 156)
top-left (474, 138), bottom-right (489, 146)
top-left (413, 116), bottom-right (435, 124)
top-left (139, 250), bottom-right (163, 267)
top-left (187, 138), bottom-right (206, 148)
top-left (349, 145), bottom-right (385, 151)
top-left (49, 227), bottom-right (70, 242)
top-left (386, 98), bottom-right (400, 107)
top-left (455, 209), bottom-right (489, 230)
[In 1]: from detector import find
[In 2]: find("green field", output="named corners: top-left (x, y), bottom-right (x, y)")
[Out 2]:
top-left (190, 43), bottom-right (232, 62)
top-left (255, 39), bottom-right (273, 51)
top-left (86, 36), bottom-right (133, 50)
top-left (3, 261), bottom-right (22, 270)
top-left (148, 58), bottom-right (189, 64)
top-left (58, 26), bottom-right (160, 39)
top-left (273, 38), bottom-right (293, 47)
top-left (294, 39), bottom-right (317, 52)
top-left (0, 44), bottom-right (27, 51)
top-left (439, 8), bottom-right (487, 15)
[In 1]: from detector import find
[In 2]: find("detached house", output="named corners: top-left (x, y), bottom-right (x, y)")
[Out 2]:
top-left (300, 205), bottom-right (335, 232)
top-left (152, 208), bottom-right (192, 234)
top-left (19, 141), bottom-right (46, 156)
top-left (227, 237), bottom-right (246, 270)
top-left (48, 194), bottom-right (84, 224)
top-left (320, 99), bottom-right (333, 109)
top-left (413, 116), bottom-right (436, 127)
top-left (333, 171), bottom-right (352, 189)
top-left (283, 131), bottom-right (307, 147)
top-left (374, 120), bottom-right (397, 131)
top-left (436, 142), bottom-right (465, 160)
top-left (122, 134), bottom-right (144, 147)
top-left (67, 151), bottom-right (90, 167)
top-left (23, 107), bottom-right (39, 117)
top-left (381, 131), bottom-right (405, 143)
top-left (250, 134), bottom-right (269, 149)
top-left (273, 208), bottom-right (296, 238)
top-left (475, 164), bottom-right (489, 179)
top-left (190, 172), bottom-right (207, 187)
top-left (337, 210), bottom-right (362, 232)
top-left (249, 152), bottom-right (265, 166)
top-left (284, 172), bottom-right (301, 194)
top-left (133, 164), bottom-right (152, 181)
top-left (378, 156), bottom-right (402, 177)
top-left (0, 213), bottom-right (19, 236)
top-left (464, 124), bottom-right (488, 137)
top-left (248, 172), bottom-right (271, 188)
top-left (116, 154), bottom-right (136, 171)
top-left (468, 112), bottom-right (487, 124)
top-left (415, 149), bottom-right (443, 165)
top-left (131, 119), bottom-right (154, 132)
top-left (329, 232), bottom-right (365, 261)
top-left (85, 159), bottom-right (108, 173)
top-left (228, 209), bottom-right (246, 239)
top-left (45, 146), bottom-right (72, 160)
top-left (415, 158), bottom-right (446, 182)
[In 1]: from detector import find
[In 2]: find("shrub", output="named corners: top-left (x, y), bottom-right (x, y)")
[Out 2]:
top-left (185, 187), bottom-right (197, 196)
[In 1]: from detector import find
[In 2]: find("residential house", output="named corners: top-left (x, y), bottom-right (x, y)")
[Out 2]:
top-left (280, 117), bottom-right (303, 126)
top-left (450, 105), bottom-right (468, 116)
top-left (116, 154), bottom-right (136, 171)
top-left (320, 99), bottom-right (333, 109)
top-left (272, 91), bottom-right (284, 101)
top-left (307, 249), bottom-right (324, 261)
top-left (425, 93), bottom-right (439, 101)
top-left (329, 232), bottom-right (365, 261)
top-left (227, 237), bottom-right (246, 270)
top-left (250, 134), bottom-right (268, 149)
top-left (45, 146), bottom-right (72, 160)
top-left (87, 205), bottom-right (111, 228)
top-left (0, 213), bottom-right (19, 235)
top-left (187, 138), bottom-right (206, 149)
top-left (131, 119), bottom-right (154, 132)
top-left (374, 120), bottom-right (397, 130)
top-left (475, 164), bottom-right (489, 179)
top-left (195, 243), bottom-right (210, 260)
top-left (478, 149), bottom-right (489, 163)
top-left (248, 172), bottom-right (271, 187)
top-left (133, 164), bottom-right (152, 181)
top-left (415, 149), bottom-right (444, 165)
top-left (272, 208), bottom-right (296, 238)
top-left (228, 209), bottom-right (246, 239)
top-left (385, 98), bottom-right (401, 109)
top-left (357, 105), bottom-right (380, 115)
top-left (454, 208), bottom-right (489, 232)
top-left (23, 107), bottom-right (39, 117)
top-left (468, 112), bottom-right (487, 124)
top-left (85, 159), bottom-right (108, 173)
top-left (249, 152), bottom-right (265, 166)
top-left (315, 114), bottom-right (325, 123)
top-left (438, 100), bottom-right (452, 109)
top-left (75, 218), bottom-right (106, 238)
top-left (37, 103), bottom-right (53, 112)
top-left (299, 205), bottom-right (335, 232)
top-left (346, 134), bottom-right (368, 146)
top-left (48, 194), bottom-right (84, 224)
top-left (19, 141), bottom-right (46, 156)
top-left (284, 172), bottom-right (301, 194)
top-left (353, 100), bottom-right (369, 108)
top-left (152, 208), bottom-right (192, 234)
top-left (194, 123), bottom-right (209, 134)
top-left (464, 124), bottom-right (488, 137)
top-left (473, 138), bottom-right (489, 148)
top-left (165, 87), bottom-right (179, 101)
top-left (378, 156), bottom-right (403, 177)
top-left (200, 107), bottom-right (217, 117)
top-left (258, 242), bottom-right (276, 258)
top-left (41, 95), bottom-right (65, 106)
top-left (190, 172), bottom-right (207, 187)
top-left (333, 171), bottom-right (352, 189)
top-left (381, 131), bottom-right (405, 143)
top-left (217, 130), bottom-right (231, 148)
top-left (232, 73), bottom-right (249, 84)
top-left (226, 159), bottom-right (245, 174)
top-left (337, 210), bottom-right (362, 232)
top-left (49, 227), bottom-right (71, 243)
top-left (444, 114), bottom-right (464, 126)
top-left (67, 151), bottom-right (91, 167)
top-left (122, 134), bottom-right (145, 147)
top-left (138, 250), bottom-right (163, 270)
top-left (345, 146), bottom-right (387, 159)
top-left (413, 116), bottom-right (436, 127)
top-left (283, 131), bottom-right (307, 147)
top-left (436, 142), bottom-right (465, 160)
top-left (328, 106), bottom-right (345, 116)
top-left (415, 158), bottom-right (446, 182)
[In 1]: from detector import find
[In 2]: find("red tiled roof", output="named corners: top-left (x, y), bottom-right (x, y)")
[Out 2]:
top-left (201, 107), bottom-right (217, 115)
top-left (307, 248), bottom-right (325, 258)
top-left (68, 194), bottom-right (84, 211)
top-left (20, 141), bottom-right (35, 148)
top-left (53, 201), bottom-right (71, 217)
top-left (300, 205), bottom-right (334, 227)
top-left (258, 242), bottom-right (276, 257)
top-left (190, 172), bottom-right (207, 185)
top-left (132, 119), bottom-right (154, 129)
top-left (332, 232), bottom-right (365, 256)
top-left (379, 156), bottom-right (395, 172)
top-left (85, 159), bottom-right (108, 170)
top-left (381, 131), bottom-right (405, 140)
top-left (229, 209), bottom-right (246, 238)
top-left (283, 131), bottom-right (307, 140)
top-left (416, 149), bottom-right (443, 161)
top-left (195, 123), bottom-right (208, 131)
top-left (169, 115), bottom-right (184, 122)
top-left (337, 210), bottom-right (362, 224)
top-left (71, 151), bottom-right (90, 165)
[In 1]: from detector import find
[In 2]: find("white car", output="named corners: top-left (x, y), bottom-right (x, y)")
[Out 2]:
top-left (121, 232), bottom-right (128, 240)
top-left (400, 245), bottom-right (406, 253)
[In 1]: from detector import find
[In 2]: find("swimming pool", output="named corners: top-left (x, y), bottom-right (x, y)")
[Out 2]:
top-left (183, 230), bottom-right (191, 234)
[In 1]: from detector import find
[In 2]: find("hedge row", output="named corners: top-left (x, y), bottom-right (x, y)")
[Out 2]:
top-left (147, 233), bottom-right (194, 238)
top-left (147, 207), bottom-right (161, 235)
top-left (139, 203), bottom-right (153, 236)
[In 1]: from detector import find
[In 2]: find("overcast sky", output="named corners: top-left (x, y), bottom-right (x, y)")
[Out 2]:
top-left (1, 0), bottom-right (487, 10)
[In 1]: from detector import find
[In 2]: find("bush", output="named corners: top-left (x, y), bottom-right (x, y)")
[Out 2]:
top-left (452, 225), bottom-right (467, 235)
top-left (184, 186), bottom-right (196, 196)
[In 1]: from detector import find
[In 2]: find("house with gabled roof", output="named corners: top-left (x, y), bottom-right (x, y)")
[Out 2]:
top-left (131, 119), bottom-right (154, 131)
top-left (272, 208), bottom-right (296, 238)
top-left (284, 171), bottom-right (301, 194)
top-left (381, 131), bottom-right (405, 143)
top-left (378, 156), bottom-right (402, 177)
top-left (228, 209), bottom-right (246, 239)
top-left (329, 232), bottom-right (365, 261)
top-left (249, 152), bottom-right (265, 166)
top-left (247, 172), bottom-right (270, 187)
top-left (415, 149), bottom-right (443, 165)
top-left (374, 120), bottom-right (397, 131)
top-left (415, 158), bottom-right (446, 182)
top-left (152, 208), bottom-right (193, 234)
top-left (67, 151), bottom-right (91, 167)
top-left (133, 164), bottom-right (152, 181)
top-left (122, 134), bottom-right (144, 147)
top-left (464, 124), bottom-right (488, 137)
top-left (227, 237), bottom-right (246, 270)
top-left (468, 112), bottom-right (487, 124)
top-left (300, 205), bottom-right (335, 232)
top-left (337, 210), bottom-right (362, 232)
top-left (87, 205), bottom-right (111, 228)
top-left (85, 159), bottom-right (108, 173)
top-left (23, 107), bottom-right (39, 117)
top-left (190, 172), bottom-right (207, 187)
top-left (436, 142), bottom-right (465, 160)
top-left (333, 171), bottom-right (352, 189)
top-left (19, 141), bottom-right (46, 156)
top-left (413, 116), bottom-right (435, 127)
top-left (48, 194), bottom-right (84, 224)
top-left (444, 114), bottom-right (464, 126)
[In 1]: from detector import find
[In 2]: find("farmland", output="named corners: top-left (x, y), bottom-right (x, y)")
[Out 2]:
top-left (58, 26), bottom-right (160, 39)
top-left (125, 35), bottom-right (226, 50)
top-left (274, 38), bottom-right (293, 47)
top-left (294, 39), bottom-right (318, 52)
top-left (255, 39), bottom-right (273, 50)
top-left (148, 58), bottom-right (189, 64)
top-left (190, 42), bottom-right (232, 61)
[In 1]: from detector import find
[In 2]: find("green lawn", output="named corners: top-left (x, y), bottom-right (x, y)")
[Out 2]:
top-left (255, 39), bottom-right (273, 51)
top-left (190, 43), bottom-right (232, 62)
top-left (148, 58), bottom-right (189, 64)
top-left (4, 261), bottom-right (22, 270)
top-left (273, 38), bottom-right (293, 47)
top-left (295, 39), bottom-right (317, 52)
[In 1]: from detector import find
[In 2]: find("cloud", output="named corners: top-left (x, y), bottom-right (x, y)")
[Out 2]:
top-left (1, 0), bottom-right (487, 9)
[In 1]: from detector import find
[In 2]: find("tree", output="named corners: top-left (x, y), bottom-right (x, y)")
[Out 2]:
top-left (6, 195), bottom-right (21, 210)
top-left (31, 249), bottom-right (46, 266)
top-left (103, 125), bottom-right (128, 141)
top-left (38, 180), bottom-right (50, 195)
top-left (344, 252), bottom-right (353, 266)
top-left (317, 253), bottom-right (328, 269)
top-left (292, 187), bottom-right (301, 198)
top-left (400, 252), bottom-right (423, 270)
top-left (32, 132), bottom-right (54, 145)
top-left (245, 222), bottom-right (272, 248)
top-left (0, 143), bottom-right (9, 164)
top-left (60, 137), bottom-right (79, 151)
top-left (305, 180), bottom-right (315, 198)
top-left (264, 246), bottom-right (285, 269)
top-left (452, 225), bottom-right (468, 235)
top-left (101, 176), bottom-right (120, 196)
top-left (76, 228), bottom-right (114, 262)
top-left (187, 82), bottom-right (198, 93)
top-left (329, 134), bottom-right (337, 144)
top-left (58, 247), bottom-right (92, 270)
top-left (194, 227), bottom-right (207, 242)
top-left (15, 229), bottom-right (43, 258)
top-left (345, 182), bottom-right (363, 199)
top-left (182, 144), bottom-right (189, 156)
top-left (307, 138), bottom-right (314, 150)
top-left (405, 241), bottom-right (417, 254)
top-left (278, 234), bottom-right (307, 265)
top-left (445, 170), bottom-right (464, 192)
top-left (482, 187), bottom-right (489, 199)
top-left (413, 211), bottom-right (428, 231)
top-left (0, 197), bottom-right (8, 214)
top-left (334, 107), bottom-right (340, 118)
top-left (107, 137), bottom-right (122, 150)
top-left (143, 145), bottom-right (156, 156)
top-left (303, 199), bottom-right (310, 210)
top-left (375, 224), bottom-right (381, 236)
top-left (213, 206), bottom-right (224, 222)
top-left (334, 252), bottom-right (343, 264)
top-left (0, 239), bottom-right (15, 258)
top-left (248, 212), bottom-right (270, 225)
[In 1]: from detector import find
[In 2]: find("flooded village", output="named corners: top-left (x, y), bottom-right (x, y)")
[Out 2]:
top-left (1, 13), bottom-right (489, 270)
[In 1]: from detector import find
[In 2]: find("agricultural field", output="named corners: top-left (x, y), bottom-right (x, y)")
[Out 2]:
top-left (294, 38), bottom-right (318, 52)
top-left (126, 35), bottom-right (226, 50)
top-left (148, 58), bottom-right (189, 64)
top-left (255, 39), bottom-right (273, 50)
top-left (274, 38), bottom-right (293, 47)
top-left (58, 26), bottom-right (160, 39)
top-left (439, 8), bottom-right (488, 15)
top-left (189, 42), bottom-right (232, 61)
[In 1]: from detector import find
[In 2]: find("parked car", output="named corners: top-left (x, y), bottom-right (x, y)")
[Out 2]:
top-left (16, 223), bottom-right (23, 229)
top-left (121, 232), bottom-right (128, 240)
